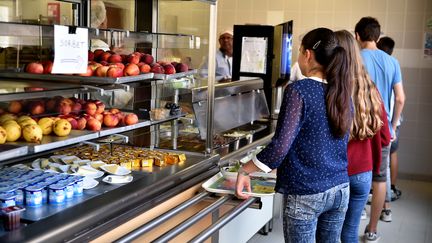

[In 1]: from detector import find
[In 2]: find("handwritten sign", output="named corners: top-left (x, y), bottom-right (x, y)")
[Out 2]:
top-left (52, 25), bottom-right (88, 74)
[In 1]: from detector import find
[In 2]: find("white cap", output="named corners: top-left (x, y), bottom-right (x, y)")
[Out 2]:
top-left (219, 30), bottom-right (233, 37)
top-left (91, 0), bottom-right (106, 28)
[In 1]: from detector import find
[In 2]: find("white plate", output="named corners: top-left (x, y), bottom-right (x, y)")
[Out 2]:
top-left (88, 161), bottom-right (106, 170)
top-left (76, 165), bottom-right (104, 179)
top-left (60, 155), bottom-right (81, 164)
top-left (100, 165), bottom-right (131, 176)
top-left (82, 177), bottom-right (99, 189)
top-left (102, 175), bottom-right (133, 184)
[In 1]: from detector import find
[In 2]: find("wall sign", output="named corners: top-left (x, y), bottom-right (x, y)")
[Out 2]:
top-left (52, 25), bottom-right (88, 74)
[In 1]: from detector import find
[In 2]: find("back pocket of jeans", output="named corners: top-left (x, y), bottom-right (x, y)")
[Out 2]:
top-left (284, 193), bottom-right (325, 221)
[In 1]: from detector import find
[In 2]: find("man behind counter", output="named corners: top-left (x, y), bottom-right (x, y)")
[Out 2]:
top-left (199, 30), bottom-right (233, 82)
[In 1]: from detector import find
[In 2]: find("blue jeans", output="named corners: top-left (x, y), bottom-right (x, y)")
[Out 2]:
top-left (283, 183), bottom-right (350, 243)
top-left (341, 171), bottom-right (372, 243)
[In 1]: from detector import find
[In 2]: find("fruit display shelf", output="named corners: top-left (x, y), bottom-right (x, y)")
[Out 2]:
top-left (152, 69), bottom-right (197, 80)
top-left (0, 71), bottom-right (154, 85)
top-left (10, 130), bottom-right (99, 153)
top-left (99, 119), bottom-right (151, 137)
top-left (0, 144), bottom-right (29, 162)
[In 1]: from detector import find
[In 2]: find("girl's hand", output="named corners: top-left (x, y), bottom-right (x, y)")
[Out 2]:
top-left (235, 172), bottom-right (252, 199)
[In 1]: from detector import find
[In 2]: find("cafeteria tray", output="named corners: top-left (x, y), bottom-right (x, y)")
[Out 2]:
top-left (0, 71), bottom-right (154, 84)
top-left (153, 69), bottom-right (197, 80)
top-left (202, 172), bottom-right (276, 197)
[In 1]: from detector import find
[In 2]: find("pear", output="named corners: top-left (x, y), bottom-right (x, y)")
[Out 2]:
top-left (53, 119), bottom-right (72, 137)
top-left (17, 115), bottom-right (32, 124)
top-left (0, 126), bottom-right (7, 144)
top-left (38, 117), bottom-right (54, 135)
top-left (0, 113), bottom-right (17, 125)
top-left (3, 123), bottom-right (21, 142)
top-left (18, 118), bottom-right (37, 128)
top-left (22, 124), bottom-right (43, 143)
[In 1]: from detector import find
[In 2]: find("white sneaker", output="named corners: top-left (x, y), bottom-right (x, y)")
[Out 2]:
top-left (361, 208), bottom-right (367, 220)
top-left (364, 231), bottom-right (381, 242)
top-left (380, 209), bottom-right (392, 222)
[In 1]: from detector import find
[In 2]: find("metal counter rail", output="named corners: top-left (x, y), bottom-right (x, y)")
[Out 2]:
top-left (114, 191), bottom-right (211, 243)
top-left (189, 197), bottom-right (258, 243)
top-left (152, 195), bottom-right (233, 243)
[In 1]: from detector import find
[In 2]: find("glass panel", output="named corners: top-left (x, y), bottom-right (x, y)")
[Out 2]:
top-left (0, 0), bottom-right (76, 25)
top-left (90, 0), bottom-right (135, 31)
top-left (158, 0), bottom-right (210, 69)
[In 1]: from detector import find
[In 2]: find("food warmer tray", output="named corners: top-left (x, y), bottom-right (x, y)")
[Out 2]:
top-left (0, 144), bottom-right (29, 162)
top-left (153, 69), bottom-right (197, 80)
top-left (150, 112), bottom-right (188, 125)
top-left (99, 119), bottom-right (151, 137)
top-left (20, 148), bottom-right (213, 222)
top-left (0, 71), bottom-right (154, 84)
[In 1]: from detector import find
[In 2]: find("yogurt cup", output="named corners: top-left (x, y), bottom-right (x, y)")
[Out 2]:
top-left (25, 186), bottom-right (44, 207)
top-left (0, 193), bottom-right (16, 208)
top-left (48, 184), bottom-right (66, 205)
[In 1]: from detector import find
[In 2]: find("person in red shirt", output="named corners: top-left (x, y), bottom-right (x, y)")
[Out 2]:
top-left (335, 30), bottom-right (391, 243)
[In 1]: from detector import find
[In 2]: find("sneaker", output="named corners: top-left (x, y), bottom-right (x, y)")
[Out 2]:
top-left (367, 192), bottom-right (373, 205)
top-left (394, 186), bottom-right (402, 197)
top-left (364, 231), bottom-right (381, 242)
top-left (380, 209), bottom-right (392, 222)
top-left (361, 208), bottom-right (367, 220)
top-left (391, 189), bottom-right (399, 201)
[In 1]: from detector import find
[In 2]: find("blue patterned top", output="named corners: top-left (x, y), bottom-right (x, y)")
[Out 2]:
top-left (255, 78), bottom-right (349, 195)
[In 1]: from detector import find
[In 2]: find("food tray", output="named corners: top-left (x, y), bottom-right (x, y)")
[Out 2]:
top-left (153, 69), bottom-right (197, 80)
top-left (0, 71), bottom-right (154, 84)
top-left (202, 172), bottom-right (276, 197)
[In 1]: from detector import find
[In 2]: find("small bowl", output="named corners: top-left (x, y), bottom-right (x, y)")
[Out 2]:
top-left (220, 166), bottom-right (238, 181)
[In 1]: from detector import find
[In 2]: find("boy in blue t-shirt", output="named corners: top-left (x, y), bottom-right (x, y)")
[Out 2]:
top-left (355, 17), bottom-right (406, 242)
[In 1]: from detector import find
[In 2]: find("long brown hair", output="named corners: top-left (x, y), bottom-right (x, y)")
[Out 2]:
top-left (301, 28), bottom-right (352, 138)
top-left (335, 30), bottom-right (383, 140)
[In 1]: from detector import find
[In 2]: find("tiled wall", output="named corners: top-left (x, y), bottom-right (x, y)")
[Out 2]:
top-left (218, 0), bottom-right (432, 179)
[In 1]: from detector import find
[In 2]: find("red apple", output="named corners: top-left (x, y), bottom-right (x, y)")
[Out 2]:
top-left (124, 113), bottom-right (138, 125)
top-left (163, 64), bottom-right (176, 75)
top-left (78, 65), bottom-right (94, 77)
top-left (28, 100), bottom-right (45, 115)
top-left (109, 108), bottom-right (120, 114)
top-left (84, 102), bottom-right (97, 116)
top-left (103, 113), bottom-right (119, 127)
top-left (142, 54), bottom-right (154, 65)
top-left (176, 63), bottom-right (189, 73)
top-left (86, 118), bottom-right (101, 131)
top-left (100, 52), bottom-right (112, 62)
top-left (107, 67), bottom-right (124, 78)
top-left (76, 117), bottom-right (87, 130)
top-left (108, 54), bottom-right (122, 63)
top-left (88, 50), bottom-right (95, 61)
top-left (150, 63), bottom-right (164, 74)
top-left (139, 63), bottom-right (151, 73)
top-left (94, 101), bottom-right (105, 114)
top-left (93, 49), bottom-right (105, 60)
top-left (25, 62), bottom-right (44, 74)
top-left (88, 62), bottom-right (102, 71)
top-left (94, 113), bottom-right (104, 123)
top-left (127, 54), bottom-right (140, 64)
top-left (99, 61), bottom-right (109, 66)
top-left (66, 117), bottom-right (78, 129)
top-left (8, 101), bottom-right (22, 114)
top-left (112, 62), bottom-right (125, 70)
top-left (95, 66), bottom-right (109, 77)
top-left (42, 61), bottom-right (53, 74)
top-left (71, 102), bottom-right (82, 115)
top-left (121, 54), bottom-right (128, 63)
top-left (123, 63), bottom-right (140, 76)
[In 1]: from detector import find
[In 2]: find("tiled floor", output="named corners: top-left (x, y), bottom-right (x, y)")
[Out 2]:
top-left (248, 179), bottom-right (432, 243)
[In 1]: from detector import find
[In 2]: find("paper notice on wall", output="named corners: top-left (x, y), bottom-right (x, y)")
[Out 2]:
top-left (52, 25), bottom-right (88, 74)
top-left (240, 37), bottom-right (268, 74)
